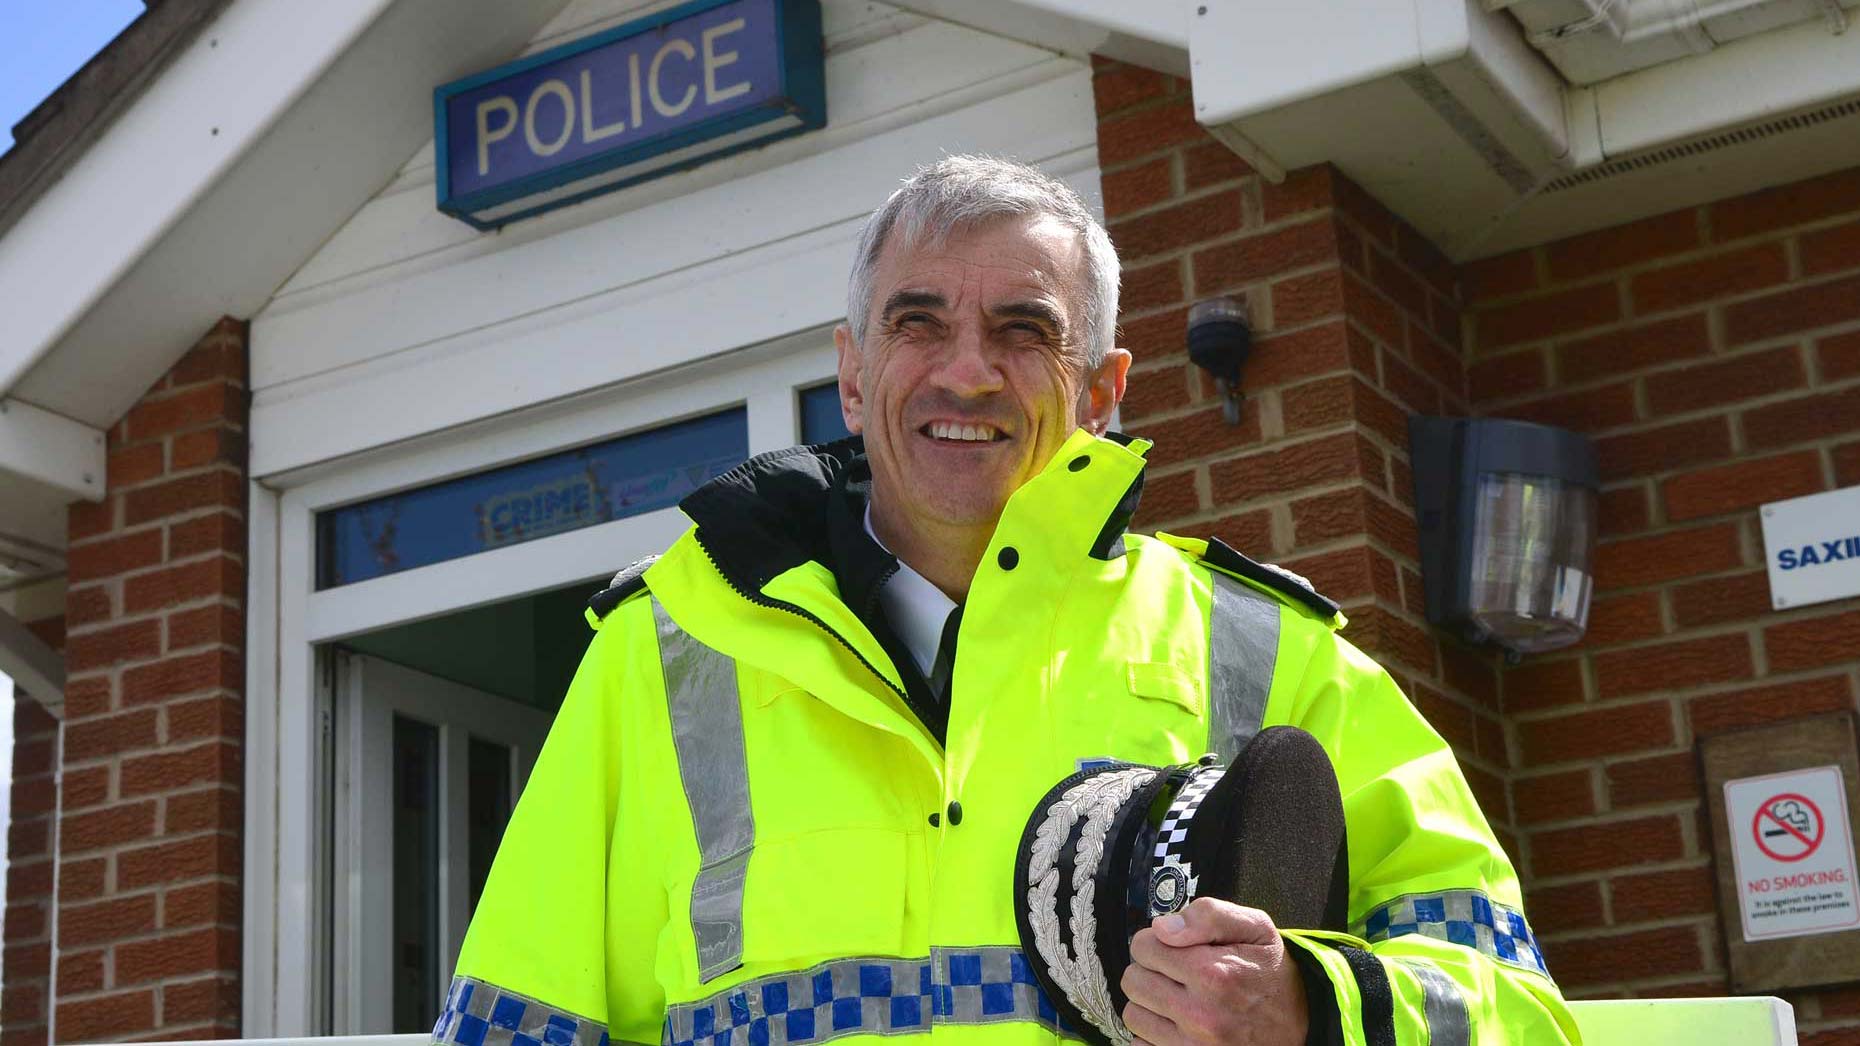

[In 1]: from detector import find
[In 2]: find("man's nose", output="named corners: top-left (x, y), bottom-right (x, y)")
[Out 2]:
top-left (930, 320), bottom-right (1004, 397)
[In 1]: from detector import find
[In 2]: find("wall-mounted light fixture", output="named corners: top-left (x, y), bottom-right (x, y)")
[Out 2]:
top-left (1409, 416), bottom-right (1599, 656)
top-left (1187, 297), bottom-right (1251, 424)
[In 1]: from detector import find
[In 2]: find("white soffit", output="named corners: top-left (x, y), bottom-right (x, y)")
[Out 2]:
top-left (1476, 63), bottom-right (1860, 255)
top-left (1501, 0), bottom-right (1859, 85)
top-left (0, 481), bottom-right (70, 588)
top-left (0, 0), bottom-right (574, 431)
top-left (1189, 0), bottom-right (1573, 259)
top-left (1183, 0), bottom-right (1860, 259)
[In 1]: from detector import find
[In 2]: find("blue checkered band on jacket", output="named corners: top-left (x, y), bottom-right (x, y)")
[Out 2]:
top-left (1356, 890), bottom-right (1550, 977)
top-left (432, 975), bottom-right (621, 1046)
top-left (662, 947), bottom-right (1080, 1046)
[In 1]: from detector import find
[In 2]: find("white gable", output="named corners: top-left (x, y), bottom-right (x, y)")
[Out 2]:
top-left (247, 0), bottom-right (1101, 478)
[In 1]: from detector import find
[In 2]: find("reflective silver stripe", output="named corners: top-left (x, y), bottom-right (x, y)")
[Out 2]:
top-left (661, 948), bottom-right (1079, 1046)
top-left (432, 975), bottom-right (610, 1046)
top-left (656, 597), bottom-right (755, 982)
top-left (1397, 960), bottom-right (1471, 1046)
top-left (1206, 571), bottom-right (1280, 761)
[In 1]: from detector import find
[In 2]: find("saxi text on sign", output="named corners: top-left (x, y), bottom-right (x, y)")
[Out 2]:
top-left (435, 0), bottom-right (825, 229)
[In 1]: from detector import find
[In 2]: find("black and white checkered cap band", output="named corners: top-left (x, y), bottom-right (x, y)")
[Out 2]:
top-left (1146, 767), bottom-right (1223, 919)
top-left (1153, 767), bottom-right (1224, 863)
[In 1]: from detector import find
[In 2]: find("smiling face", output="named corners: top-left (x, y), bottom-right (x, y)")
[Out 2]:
top-left (835, 214), bottom-right (1129, 543)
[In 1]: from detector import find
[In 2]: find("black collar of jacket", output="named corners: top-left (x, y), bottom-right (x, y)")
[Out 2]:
top-left (679, 433), bottom-right (1147, 598)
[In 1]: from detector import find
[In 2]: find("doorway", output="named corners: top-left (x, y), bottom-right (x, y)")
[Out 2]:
top-left (325, 579), bottom-right (601, 1034)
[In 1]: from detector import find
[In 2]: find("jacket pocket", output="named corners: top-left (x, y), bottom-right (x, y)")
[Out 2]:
top-left (1126, 660), bottom-right (1203, 715)
top-left (738, 828), bottom-right (910, 965)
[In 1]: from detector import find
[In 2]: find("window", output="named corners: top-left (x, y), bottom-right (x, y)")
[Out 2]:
top-left (315, 408), bottom-right (748, 588)
top-left (798, 382), bottom-right (850, 445)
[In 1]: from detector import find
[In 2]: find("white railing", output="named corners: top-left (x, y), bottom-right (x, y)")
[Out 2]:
top-left (119, 997), bottom-right (1800, 1046)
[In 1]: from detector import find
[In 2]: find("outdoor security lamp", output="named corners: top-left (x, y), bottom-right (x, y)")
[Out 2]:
top-left (1187, 297), bottom-right (1251, 424)
top-left (1409, 416), bottom-right (1599, 656)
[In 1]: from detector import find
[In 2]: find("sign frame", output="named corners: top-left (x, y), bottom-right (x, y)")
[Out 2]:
top-left (434, 0), bottom-right (826, 230)
top-left (1702, 712), bottom-right (1860, 993)
top-left (1724, 767), bottom-right (1860, 942)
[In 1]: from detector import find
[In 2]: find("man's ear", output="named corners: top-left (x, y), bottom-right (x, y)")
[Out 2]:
top-left (1081, 347), bottom-right (1132, 435)
top-left (834, 324), bottom-right (865, 435)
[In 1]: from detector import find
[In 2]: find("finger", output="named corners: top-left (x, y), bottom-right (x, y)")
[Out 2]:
top-left (1127, 928), bottom-right (1197, 985)
top-left (1154, 897), bottom-right (1278, 947)
top-left (1120, 961), bottom-right (1193, 1017)
top-left (1120, 1000), bottom-right (1180, 1046)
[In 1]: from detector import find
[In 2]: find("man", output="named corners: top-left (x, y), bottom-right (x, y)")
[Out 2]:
top-left (435, 156), bottom-right (1577, 1046)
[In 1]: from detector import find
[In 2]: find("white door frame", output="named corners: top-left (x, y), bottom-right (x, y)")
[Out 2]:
top-left (244, 330), bottom-right (840, 1035)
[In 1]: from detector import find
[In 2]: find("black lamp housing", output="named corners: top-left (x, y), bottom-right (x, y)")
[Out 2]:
top-left (1409, 416), bottom-right (1600, 655)
top-left (1187, 297), bottom-right (1251, 424)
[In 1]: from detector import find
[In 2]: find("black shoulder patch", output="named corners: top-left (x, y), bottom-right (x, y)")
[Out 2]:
top-left (1201, 537), bottom-right (1341, 619)
top-left (587, 555), bottom-right (659, 621)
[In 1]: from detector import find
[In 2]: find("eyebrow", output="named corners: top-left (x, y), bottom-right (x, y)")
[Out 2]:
top-left (878, 290), bottom-right (1069, 335)
top-left (990, 300), bottom-right (1068, 333)
top-left (880, 289), bottom-right (948, 321)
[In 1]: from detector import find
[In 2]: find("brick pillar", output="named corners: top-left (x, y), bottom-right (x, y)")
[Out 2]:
top-left (1089, 58), bottom-right (1514, 845)
top-left (1462, 169), bottom-right (1860, 1027)
top-left (4, 615), bottom-right (64, 1046)
top-left (52, 319), bottom-right (249, 1042)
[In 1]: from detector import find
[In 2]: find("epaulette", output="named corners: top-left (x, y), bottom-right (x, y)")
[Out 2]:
top-left (586, 555), bottom-right (659, 623)
top-left (1200, 537), bottom-right (1341, 620)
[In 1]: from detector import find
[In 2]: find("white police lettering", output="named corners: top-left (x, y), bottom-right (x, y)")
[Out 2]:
top-left (580, 70), bottom-right (627, 144)
top-left (523, 79), bottom-right (576, 156)
top-left (649, 38), bottom-right (698, 117)
top-left (475, 97), bottom-right (518, 176)
top-left (701, 18), bottom-right (752, 104)
top-left (470, 24), bottom-right (758, 177)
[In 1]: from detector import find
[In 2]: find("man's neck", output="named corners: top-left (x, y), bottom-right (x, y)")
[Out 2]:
top-left (865, 493), bottom-right (992, 603)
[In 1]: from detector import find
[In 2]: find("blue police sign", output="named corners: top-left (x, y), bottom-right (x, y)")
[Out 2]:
top-left (435, 0), bottom-right (825, 229)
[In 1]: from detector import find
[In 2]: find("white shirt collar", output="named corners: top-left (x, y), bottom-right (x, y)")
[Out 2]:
top-left (864, 504), bottom-right (958, 680)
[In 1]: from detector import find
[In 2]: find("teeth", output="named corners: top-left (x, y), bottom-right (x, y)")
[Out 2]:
top-left (929, 421), bottom-right (996, 442)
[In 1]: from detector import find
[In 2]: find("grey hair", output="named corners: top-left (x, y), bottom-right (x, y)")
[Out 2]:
top-left (845, 155), bottom-right (1121, 369)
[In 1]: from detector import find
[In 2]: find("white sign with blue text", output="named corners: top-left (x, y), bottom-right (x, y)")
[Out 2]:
top-left (1761, 484), bottom-right (1860, 610)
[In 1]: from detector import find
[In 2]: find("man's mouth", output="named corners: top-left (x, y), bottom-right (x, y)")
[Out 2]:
top-left (922, 420), bottom-right (1007, 443)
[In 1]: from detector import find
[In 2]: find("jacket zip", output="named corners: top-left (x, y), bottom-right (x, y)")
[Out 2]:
top-left (693, 534), bottom-right (912, 705)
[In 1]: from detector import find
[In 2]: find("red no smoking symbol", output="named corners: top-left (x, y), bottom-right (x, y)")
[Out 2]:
top-left (1753, 792), bottom-right (1824, 863)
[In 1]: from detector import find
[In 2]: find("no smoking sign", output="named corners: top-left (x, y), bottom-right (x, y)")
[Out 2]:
top-left (1726, 766), bottom-right (1860, 941)
top-left (1753, 793), bottom-right (1823, 862)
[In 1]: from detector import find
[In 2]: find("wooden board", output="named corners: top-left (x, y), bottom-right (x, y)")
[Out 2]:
top-left (1701, 712), bottom-right (1860, 994)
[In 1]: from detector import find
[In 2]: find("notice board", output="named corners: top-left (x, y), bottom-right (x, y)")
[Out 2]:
top-left (1702, 713), bottom-right (1860, 993)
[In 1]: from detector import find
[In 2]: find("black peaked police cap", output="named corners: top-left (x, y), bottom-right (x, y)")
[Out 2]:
top-left (1012, 727), bottom-right (1349, 1046)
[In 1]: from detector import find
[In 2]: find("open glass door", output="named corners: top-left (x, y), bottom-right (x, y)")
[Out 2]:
top-left (331, 651), bottom-right (554, 1034)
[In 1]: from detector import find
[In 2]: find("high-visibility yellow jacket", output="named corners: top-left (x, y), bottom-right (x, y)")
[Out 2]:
top-left (438, 429), bottom-right (1578, 1046)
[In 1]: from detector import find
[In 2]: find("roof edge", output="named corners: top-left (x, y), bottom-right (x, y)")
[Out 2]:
top-left (0, 0), bottom-right (232, 240)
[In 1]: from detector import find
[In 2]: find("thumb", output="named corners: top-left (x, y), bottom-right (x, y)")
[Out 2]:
top-left (1153, 898), bottom-right (1279, 947)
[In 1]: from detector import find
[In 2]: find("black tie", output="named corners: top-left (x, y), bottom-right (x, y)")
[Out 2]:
top-left (927, 605), bottom-right (964, 702)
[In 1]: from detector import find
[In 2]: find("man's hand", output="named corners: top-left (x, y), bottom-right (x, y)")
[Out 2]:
top-left (1119, 897), bottom-right (1309, 1046)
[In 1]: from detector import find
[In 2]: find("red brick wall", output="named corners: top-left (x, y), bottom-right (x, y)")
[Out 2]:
top-left (1464, 170), bottom-right (1860, 1036)
top-left (4, 615), bottom-right (65, 1046)
top-left (1091, 59), bottom-right (1515, 843)
top-left (46, 319), bottom-right (250, 1042)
